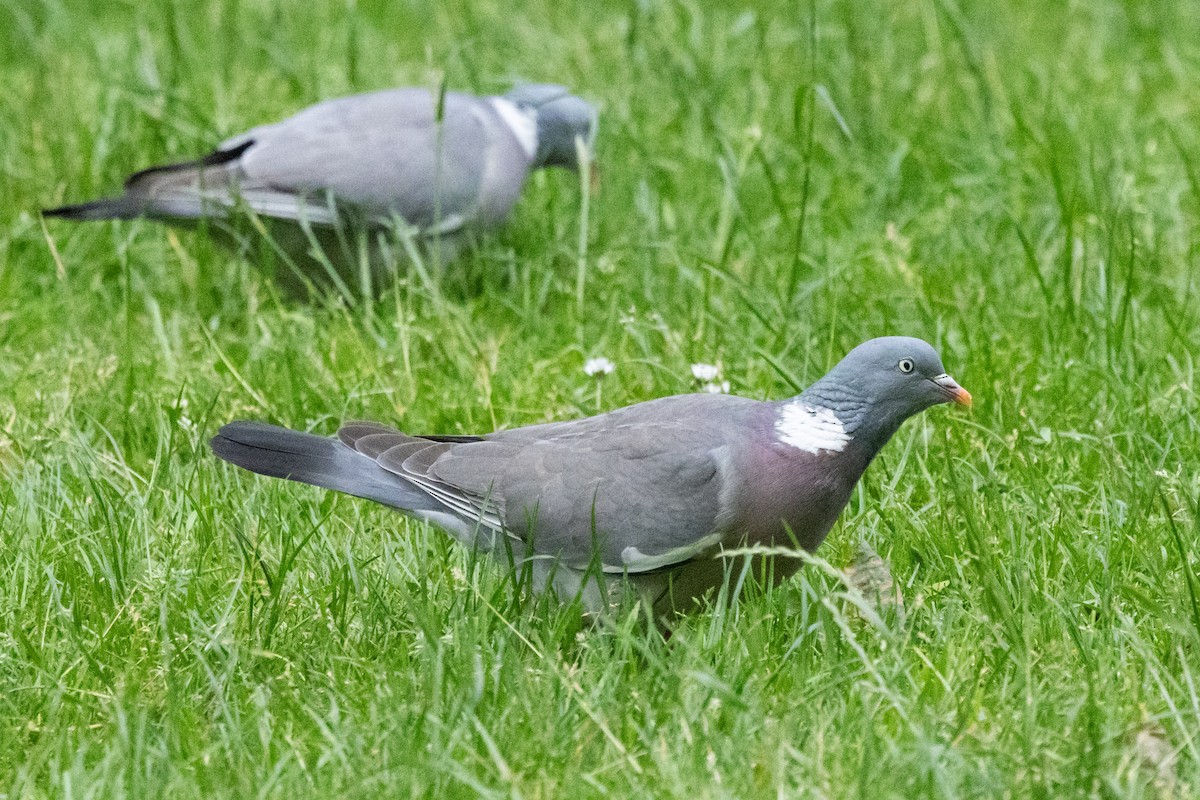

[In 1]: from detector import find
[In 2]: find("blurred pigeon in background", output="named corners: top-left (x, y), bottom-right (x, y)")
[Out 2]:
top-left (211, 337), bottom-right (970, 620)
top-left (44, 83), bottom-right (597, 293)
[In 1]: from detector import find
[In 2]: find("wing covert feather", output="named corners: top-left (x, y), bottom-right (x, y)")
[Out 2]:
top-left (234, 90), bottom-right (527, 228)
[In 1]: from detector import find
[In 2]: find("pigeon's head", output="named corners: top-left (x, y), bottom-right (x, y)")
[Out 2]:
top-left (798, 337), bottom-right (970, 444)
top-left (505, 84), bottom-right (597, 170)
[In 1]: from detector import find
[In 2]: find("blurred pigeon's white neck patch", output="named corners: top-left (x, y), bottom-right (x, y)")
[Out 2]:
top-left (776, 401), bottom-right (852, 454)
top-left (490, 98), bottom-right (538, 160)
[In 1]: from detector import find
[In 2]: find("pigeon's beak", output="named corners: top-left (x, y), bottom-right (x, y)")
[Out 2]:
top-left (933, 374), bottom-right (972, 408)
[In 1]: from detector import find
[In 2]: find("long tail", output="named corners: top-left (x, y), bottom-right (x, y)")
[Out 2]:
top-left (210, 421), bottom-right (439, 512)
top-left (42, 141), bottom-right (255, 223)
top-left (42, 196), bottom-right (145, 221)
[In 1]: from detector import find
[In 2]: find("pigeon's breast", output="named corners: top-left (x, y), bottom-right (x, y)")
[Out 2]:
top-left (730, 427), bottom-right (865, 554)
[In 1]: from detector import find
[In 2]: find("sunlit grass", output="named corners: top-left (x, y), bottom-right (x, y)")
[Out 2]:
top-left (1, 0), bottom-right (1198, 796)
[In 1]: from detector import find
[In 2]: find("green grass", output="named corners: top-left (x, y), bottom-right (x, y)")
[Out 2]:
top-left (2, 0), bottom-right (1199, 796)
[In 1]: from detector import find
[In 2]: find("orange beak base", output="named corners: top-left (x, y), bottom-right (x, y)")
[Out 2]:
top-left (934, 374), bottom-right (972, 408)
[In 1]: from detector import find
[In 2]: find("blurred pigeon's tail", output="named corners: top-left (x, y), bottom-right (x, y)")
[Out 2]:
top-left (43, 166), bottom-right (225, 222)
top-left (42, 141), bottom-right (255, 223)
top-left (44, 139), bottom-right (342, 227)
top-left (43, 196), bottom-right (143, 221)
top-left (211, 421), bottom-right (439, 512)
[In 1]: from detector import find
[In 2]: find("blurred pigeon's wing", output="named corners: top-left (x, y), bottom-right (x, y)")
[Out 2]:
top-left (231, 89), bottom-right (533, 231)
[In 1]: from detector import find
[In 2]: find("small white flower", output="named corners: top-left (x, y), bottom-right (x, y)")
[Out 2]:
top-left (583, 357), bottom-right (614, 377)
top-left (702, 381), bottom-right (731, 394)
top-left (690, 363), bottom-right (720, 381)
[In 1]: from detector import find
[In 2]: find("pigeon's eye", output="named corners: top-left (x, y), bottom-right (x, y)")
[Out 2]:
top-left (897, 358), bottom-right (914, 374)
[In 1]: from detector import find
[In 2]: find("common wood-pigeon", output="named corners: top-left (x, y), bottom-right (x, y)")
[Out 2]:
top-left (211, 337), bottom-right (971, 618)
top-left (45, 83), bottom-right (596, 291)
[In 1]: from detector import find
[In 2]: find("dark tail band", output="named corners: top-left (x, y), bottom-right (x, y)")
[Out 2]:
top-left (42, 196), bottom-right (142, 221)
top-left (211, 420), bottom-right (439, 513)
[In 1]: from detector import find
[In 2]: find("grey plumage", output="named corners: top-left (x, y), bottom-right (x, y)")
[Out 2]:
top-left (45, 84), bottom-right (596, 290)
top-left (209, 420), bottom-right (442, 512)
top-left (210, 337), bottom-right (971, 619)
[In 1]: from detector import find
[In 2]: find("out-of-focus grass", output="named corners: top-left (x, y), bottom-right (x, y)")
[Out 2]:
top-left (1, 0), bottom-right (1198, 796)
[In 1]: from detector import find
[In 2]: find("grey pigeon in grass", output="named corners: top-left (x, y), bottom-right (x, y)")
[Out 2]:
top-left (44, 84), bottom-right (596, 291)
top-left (211, 337), bottom-right (970, 619)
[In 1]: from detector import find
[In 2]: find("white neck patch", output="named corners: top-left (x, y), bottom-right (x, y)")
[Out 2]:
top-left (489, 98), bottom-right (538, 160)
top-left (775, 401), bottom-right (852, 455)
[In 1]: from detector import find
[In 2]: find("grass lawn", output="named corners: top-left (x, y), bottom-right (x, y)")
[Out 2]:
top-left (2, 0), bottom-right (1199, 796)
